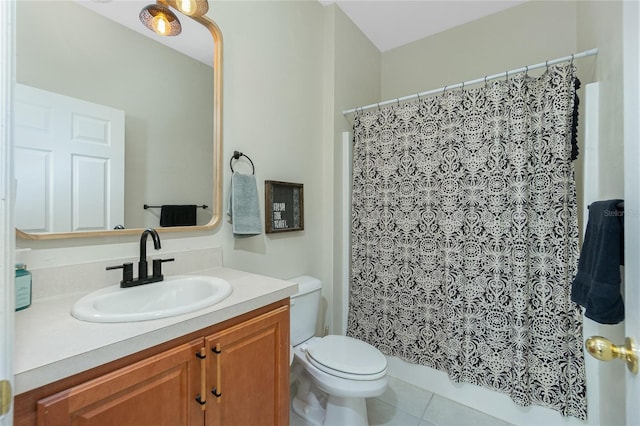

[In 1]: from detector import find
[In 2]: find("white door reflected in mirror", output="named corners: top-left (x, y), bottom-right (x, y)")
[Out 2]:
top-left (14, 84), bottom-right (125, 233)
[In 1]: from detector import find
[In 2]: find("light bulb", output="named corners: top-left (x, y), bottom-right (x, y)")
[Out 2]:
top-left (170, 0), bottom-right (208, 17)
top-left (152, 14), bottom-right (170, 35)
top-left (178, 0), bottom-right (192, 14)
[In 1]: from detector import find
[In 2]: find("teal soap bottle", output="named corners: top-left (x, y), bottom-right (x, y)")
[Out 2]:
top-left (15, 262), bottom-right (32, 311)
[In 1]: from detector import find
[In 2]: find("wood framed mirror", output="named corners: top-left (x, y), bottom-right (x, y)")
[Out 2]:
top-left (15, 1), bottom-right (222, 240)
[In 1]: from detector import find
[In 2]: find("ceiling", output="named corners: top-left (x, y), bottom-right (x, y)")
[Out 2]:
top-left (320, 0), bottom-right (527, 52)
top-left (79, 0), bottom-right (527, 67)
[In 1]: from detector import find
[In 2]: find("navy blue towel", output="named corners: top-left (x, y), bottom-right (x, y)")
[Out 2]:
top-left (571, 199), bottom-right (624, 324)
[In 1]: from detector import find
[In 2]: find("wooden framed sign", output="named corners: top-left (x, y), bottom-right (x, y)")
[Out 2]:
top-left (265, 180), bottom-right (304, 233)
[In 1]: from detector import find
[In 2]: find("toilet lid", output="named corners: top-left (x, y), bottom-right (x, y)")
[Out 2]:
top-left (306, 335), bottom-right (387, 379)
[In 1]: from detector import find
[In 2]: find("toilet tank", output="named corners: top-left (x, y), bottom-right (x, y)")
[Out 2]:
top-left (288, 275), bottom-right (321, 346)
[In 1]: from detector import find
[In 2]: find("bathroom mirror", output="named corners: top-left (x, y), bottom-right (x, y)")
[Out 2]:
top-left (15, 1), bottom-right (222, 240)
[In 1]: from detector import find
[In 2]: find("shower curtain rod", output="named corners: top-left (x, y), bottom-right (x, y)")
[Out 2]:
top-left (342, 48), bottom-right (598, 115)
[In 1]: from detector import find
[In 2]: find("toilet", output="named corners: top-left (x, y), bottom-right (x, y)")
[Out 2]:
top-left (289, 275), bottom-right (388, 426)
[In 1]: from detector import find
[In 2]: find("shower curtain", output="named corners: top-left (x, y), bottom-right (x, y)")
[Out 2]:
top-left (347, 63), bottom-right (586, 419)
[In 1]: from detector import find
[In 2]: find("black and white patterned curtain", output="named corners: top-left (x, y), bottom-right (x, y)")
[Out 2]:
top-left (347, 64), bottom-right (586, 419)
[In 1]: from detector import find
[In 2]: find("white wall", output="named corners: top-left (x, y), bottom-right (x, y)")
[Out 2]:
top-left (380, 1), bottom-right (579, 100)
top-left (374, 2), bottom-right (624, 425)
top-left (328, 5), bottom-right (381, 334)
top-left (577, 2), bottom-right (624, 201)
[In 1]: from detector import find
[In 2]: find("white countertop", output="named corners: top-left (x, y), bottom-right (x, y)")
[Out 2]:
top-left (14, 267), bottom-right (297, 395)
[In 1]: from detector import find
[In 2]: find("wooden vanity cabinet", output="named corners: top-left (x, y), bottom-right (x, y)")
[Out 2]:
top-left (14, 300), bottom-right (290, 426)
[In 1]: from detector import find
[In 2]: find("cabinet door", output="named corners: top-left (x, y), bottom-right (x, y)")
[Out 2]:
top-left (205, 305), bottom-right (289, 426)
top-left (36, 339), bottom-right (204, 426)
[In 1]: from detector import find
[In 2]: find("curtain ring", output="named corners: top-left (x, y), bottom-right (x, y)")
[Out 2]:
top-left (397, 98), bottom-right (400, 107)
top-left (484, 75), bottom-right (488, 88)
top-left (570, 54), bottom-right (575, 65)
top-left (461, 81), bottom-right (465, 91)
top-left (545, 60), bottom-right (549, 71)
top-left (377, 102), bottom-right (381, 111)
top-left (505, 70), bottom-right (509, 81)
top-left (443, 85), bottom-right (448, 94)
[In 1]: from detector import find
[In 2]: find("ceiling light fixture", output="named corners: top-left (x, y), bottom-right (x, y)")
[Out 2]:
top-left (139, 2), bottom-right (182, 36)
top-left (170, 0), bottom-right (209, 17)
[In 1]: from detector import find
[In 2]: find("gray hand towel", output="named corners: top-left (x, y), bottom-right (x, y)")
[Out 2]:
top-left (227, 172), bottom-right (262, 236)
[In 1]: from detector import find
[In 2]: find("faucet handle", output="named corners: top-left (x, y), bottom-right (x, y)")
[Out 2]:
top-left (152, 258), bottom-right (175, 279)
top-left (106, 262), bottom-right (134, 285)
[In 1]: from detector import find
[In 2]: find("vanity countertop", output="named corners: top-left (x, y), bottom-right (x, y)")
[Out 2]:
top-left (14, 267), bottom-right (297, 395)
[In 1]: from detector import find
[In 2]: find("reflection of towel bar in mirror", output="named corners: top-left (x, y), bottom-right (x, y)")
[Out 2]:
top-left (230, 151), bottom-right (255, 175)
top-left (144, 204), bottom-right (208, 209)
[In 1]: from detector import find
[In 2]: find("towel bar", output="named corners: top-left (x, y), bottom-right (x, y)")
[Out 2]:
top-left (144, 204), bottom-right (208, 209)
top-left (230, 151), bottom-right (255, 175)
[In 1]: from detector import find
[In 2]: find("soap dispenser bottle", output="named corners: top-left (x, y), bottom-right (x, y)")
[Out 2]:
top-left (15, 262), bottom-right (32, 311)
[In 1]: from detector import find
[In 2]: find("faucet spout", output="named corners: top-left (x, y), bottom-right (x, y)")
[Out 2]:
top-left (139, 228), bottom-right (161, 279)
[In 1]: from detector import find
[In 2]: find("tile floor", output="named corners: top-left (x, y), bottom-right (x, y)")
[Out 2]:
top-left (290, 376), bottom-right (513, 426)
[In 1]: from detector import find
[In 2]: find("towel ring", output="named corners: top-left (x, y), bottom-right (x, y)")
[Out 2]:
top-left (230, 151), bottom-right (255, 175)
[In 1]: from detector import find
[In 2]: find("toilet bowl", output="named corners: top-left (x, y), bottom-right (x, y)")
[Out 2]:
top-left (294, 336), bottom-right (388, 396)
top-left (289, 276), bottom-right (388, 426)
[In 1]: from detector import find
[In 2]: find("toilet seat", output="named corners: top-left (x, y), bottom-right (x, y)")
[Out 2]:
top-left (305, 335), bottom-right (387, 380)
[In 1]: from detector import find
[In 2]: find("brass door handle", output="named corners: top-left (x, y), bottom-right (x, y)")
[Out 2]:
top-left (0, 380), bottom-right (11, 415)
top-left (585, 336), bottom-right (638, 374)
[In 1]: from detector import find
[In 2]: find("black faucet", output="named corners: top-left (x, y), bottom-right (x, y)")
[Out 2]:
top-left (106, 228), bottom-right (174, 288)
top-left (138, 228), bottom-right (161, 280)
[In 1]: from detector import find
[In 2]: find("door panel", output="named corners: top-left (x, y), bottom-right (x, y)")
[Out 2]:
top-left (36, 339), bottom-right (203, 426)
top-left (205, 306), bottom-right (289, 426)
top-left (14, 147), bottom-right (49, 232)
top-left (13, 83), bottom-right (124, 233)
top-left (72, 155), bottom-right (109, 231)
top-left (0, 1), bottom-right (15, 424)
top-left (623, 1), bottom-right (640, 422)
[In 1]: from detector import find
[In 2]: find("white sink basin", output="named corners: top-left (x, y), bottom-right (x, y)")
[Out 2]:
top-left (71, 275), bottom-right (232, 323)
